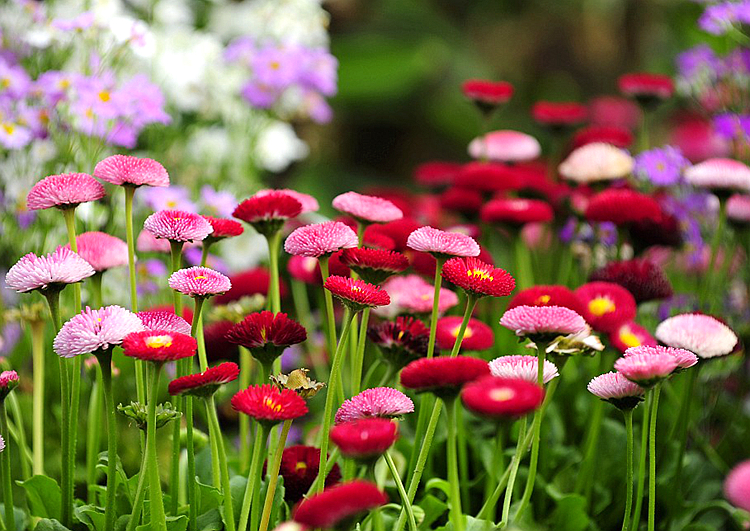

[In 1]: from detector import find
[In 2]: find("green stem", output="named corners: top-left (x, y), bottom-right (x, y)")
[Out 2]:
top-left (648, 385), bottom-right (662, 531)
top-left (319, 256), bottom-right (337, 359)
top-left (125, 451), bottom-right (148, 531)
top-left (206, 396), bottom-right (235, 531)
top-left (192, 298), bottom-right (207, 371)
top-left (427, 257), bottom-right (446, 359)
top-left (200, 243), bottom-right (211, 267)
top-left (86, 371), bottom-right (103, 504)
top-left (186, 394), bottom-right (197, 531)
top-left (146, 363), bottom-right (168, 531)
top-left (0, 401), bottom-right (14, 531)
top-left (501, 416), bottom-right (528, 526)
top-left (385, 451), bottom-right (417, 531)
top-left (259, 420), bottom-right (293, 531)
top-left (62, 208), bottom-right (81, 311)
top-left (30, 320), bottom-right (45, 476)
top-left (170, 241), bottom-right (185, 316)
top-left (575, 354), bottom-right (608, 497)
top-left (169, 241), bottom-right (185, 515)
top-left (631, 392), bottom-right (651, 531)
top-left (239, 346), bottom-right (252, 472)
top-left (351, 307), bottom-right (371, 395)
top-left (98, 350), bottom-right (118, 531)
top-left (638, 110), bottom-right (651, 153)
top-left (266, 232), bottom-right (282, 315)
top-left (237, 423), bottom-right (270, 531)
top-left (622, 409), bottom-right (634, 531)
top-left (702, 199), bottom-right (726, 309)
top-left (513, 234), bottom-right (534, 290)
top-left (6, 393), bottom-right (30, 481)
top-left (449, 296), bottom-right (478, 358)
top-left (445, 398), bottom-right (465, 531)
top-left (91, 272), bottom-right (103, 308)
top-left (670, 366), bottom-right (699, 507)
top-left (291, 279), bottom-right (327, 380)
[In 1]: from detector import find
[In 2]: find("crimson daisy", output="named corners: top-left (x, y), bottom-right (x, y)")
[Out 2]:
top-left (338, 247), bottom-right (409, 285)
top-left (330, 418), bottom-right (398, 461)
top-left (462, 376), bottom-right (544, 419)
top-left (121, 330), bottom-right (197, 362)
top-left (232, 191), bottom-right (303, 236)
top-left (572, 125), bottom-right (634, 149)
top-left (454, 162), bottom-right (521, 194)
top-left (609, 321), bottom-right (657, 353)
top-left (618, 72), bottom-right (674, 105)
top-left (201, 216), bottom-right (244, 243)
top-left (324, 276), bottom-right (390, 312)
top-left (506, 285), bottom-right (585, 315)
top-left (441, 256), bottom-right (515, 299)
top-left (461, 79), bottom-right (514, 113)
top-left (440, 187), bottom-right (484, 215)
top-left (414, 161), bottom-right (462, 188)
top-left (292, 480), bottom-right (388, 530)
top-left (436, 316), bottom-right (494, 351)
top-left (225, 311), bottom-right (306, 366)
top-left (167, 362), bottom-right (240, 397)
top-left (590, 259), bottom-right (673, 303)
top-left (480, 198), bottom-right (554, 226)
top-left (368, 316), bottom-right (431, 369)
top-left (275, 446), bottom-right (341, 504)
top-left (231, 384), bottom-right (308, 426)
top-left (531, 101), bottom-right (588, 128)
top-left (575, 281), bottom-right (637, 334)
top-left (400, 356), bottom-right (490, 398)
top-left (585, 189), bottom-right (662, 226)
top-left (214, 267), bottom-right (286, 305)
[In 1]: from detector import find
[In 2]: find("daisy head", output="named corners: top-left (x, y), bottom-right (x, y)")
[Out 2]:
top-left (27, 173), bottom-right (105, 210)
top-left (324, 276), bottom-right (390, 312)
top-left (489, 355), bottom-right (559, 385)
top-left (462, 376), bottom-right (545, 419)
top-left (122, 330), bottom-right (197, 363)
top-left (168, 362), bottom-right (240, 398)
top-left (168, 267), bottom-right (231, 298)
top-left (406, 226), bottom-right (480, 258)
top-left (655, 313), bottom-right (738, 359)
top-left (500, 305), bottom-right (588, 342)
top-left (284, 221), bottom-right (358, 258)
top-left (6, 246), bottom-right (95, 294)
top-left (575, 281), bottom-right (637, 334)
top-left (332, 191), bottom-right (403, 224)
top-left (54, 306), bottom-right (145, 358)
top-left (233, 191), bottom-right (303, 236)
top-left (335, 387), bottom-right (414, 424)
top-left (588, 371), bottom-right (645, 410)
top-left (231, 384), bottom-right (308, 426)
top-left (441, 256), bottom-right (515, 299)
top-left (144, 210), bottom-right (214, 242)
top-left (66, 231), bottom-right (129, 272)
top-left (94, 155), bottom-right (169, 187)
top-left (400, 356), bottom-right (490, 399)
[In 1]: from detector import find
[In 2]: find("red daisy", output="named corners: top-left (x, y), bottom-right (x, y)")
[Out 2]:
top-left (275, 446), bottom-right (341, 504)
top-left (338, 248), bottom-right (409, 285)
top-left (168, 362), bottom-right (240, 397)
top-left (231, 384), bottom-right (308, 425)
top-left (436, 316), bottom-right (494, 351)
top-left (506, 285), bottom-right (585, 314)
top-left (330, 418), bottom-right (398, 460)
top-left (531, 101), bottom-right (588, 127)
top-left (225, 311), bottom-right (306, 365)
top-left (368, 316), bottom-right (431, 368)
top-left (440, 187), bottom-right (484, 215)
top-left (203, 320), bottom-right (239, 362)
top-left (629, 211), bottom-right (683, 251)
top-left (122, 330), bottom-right (197, 362)
top-left (214, 267), bottom-right (286, 305)
top-left (575, 281), bottom-right (637, 334)
top-left (608, 322), bottom-right (658, 353)
top-left (232, 191), bottom-right (303, 236)
top-left (572, 125), bottom-right (634, 149)
top-left (414, 161), bottom-right (462, 188)
top-left (441, 256), bottom-right (515, 299)
top-left (461, 79), bottom-right (514, 112)
top-left (292, 481), bottom-right (388, 529)
top-left (480, 198), bottom-right (554, 226)
top-left (454, 162), bottom-right (521, 193)
top-left (400, 356), bottom-right (490, 398)
top-left (361, 226), bottom-right (397, 250)
top-left (324, 276), bottom-right (390, 312)
top-left (590, 259), bottom-right (673, 303)
top-left (462, 376), bottom-right (544, 419)
top-left (372, 218), bottom-right (422, 252)
top-left (585, 189), bottom-right (662, 226)
top-left (618, 72), bottom-right (674, 103)
top-left (202, 216), bottom-right (244, 243)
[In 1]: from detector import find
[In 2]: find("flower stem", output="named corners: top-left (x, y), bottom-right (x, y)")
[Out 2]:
top-left (702, 199), bottom-right (726, 309)
top-left (501, 415), bottom-right (529, 526)
top-left (90, 272), bottom-right (104, 308)
top-left (200, 243), bottom-right (212, 267)
top-left (192, 298), bottom-right (207, 371)
top-left (266, 232), bottom-right (282, 315)
top-left (445, 398), bottom-right (465, 531)
top-left (575, 353), bottom-right (608, 498)
top-left (185, 394), bottom-right (197, 531)
top-left (669, 365), bottom-right (699, 512)
top-left (30, 319), bottom-right (45, 476)
top-left (384, 451), bottom-right (417, 531)
top-left (206, 396), bottom-right (235, 531)
top-left (631, 393), bottom-right (652, 530)
top-left (169, 241), bottom-right (185, 515)
top-left (319, 256), bottom-right (337, 358)
top-left (0, 400), bottom-right (15, 531)
top-left (237, 423), bottom-right (270, 531)
top-left (513, 235), bottom-right (534, 290)
top-left (449, 296), bottom-right (478, 358)
top-left (62, 208), bottom-right (81, 311)
top-left (5, 393), bottom-right (30, 481)
top-left (648, 384), bottom-right (662, 531)
top-left (427, 257), bottom-right (446, 359)
top-left (351, 307), bottom-right (371, 395)
top-left (239, 346), bottom-right (252, 472)
top-left (86, 372), bottom-right (103, 503)
top-left (259, 419), bottom-right (293, 531)
top-left (97, 350), bottom-right (118, 531)
top-left (622, 409), bottom-right (634, 531)
top-left (125, 451), bottom-right (148, 531)
top-left (146, 363), bottom-right (168, 531)
top-left (170, 241), bottom-right (185, 316)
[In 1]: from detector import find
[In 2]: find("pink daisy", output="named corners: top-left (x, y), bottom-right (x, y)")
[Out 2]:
top-left (332, 192), bottom-right (403, 224)
top-left (65, 231), bottom-right (128, 272)
top-left (284, 221), bottom-right (358, 258)
top-left (168, 267), bottom-right (231, 298)
top-left (144, 210), bottom-right (213, 243)
top-left (27, 173), bottom-right (105, 210)
top-left (684, 158), bottom-right (750, 192)
top-left (375, 274), bottom-right (459, 318)
top-left (500, 305), bottom-right (588, 339)
top-left (406, 226), bottom-right (480, 258)
top-left (94, 155), bottom-right (169, 187)
top-left (727, 194), bottom-right (750, 223)
top-left (53, 305), bottom-right (145, 357)
top-left (233, 191), bottom-right (303, 235)
top-left (609, 322), bottom-right (658, 353)
top-left (724, 460), bottom-right (750, 512)
top-left (324, 276), bottom-right (390, 311)
top-left (436, 316), bottom-right (494, 351)
top-left (615, 345), bottom-right (696, 386)
top-left (335, 387), bottom-right (414, 424)
top-left (489, 355), bottom-right (559, 384)
top-left (559, 142), bottom-right (634, 184)
top-left (256, 189), bottom-right (319, 214)
top-left (136, 230), bottom-right (171, 253)
top-left (468, 130), bottom-right (541, 162)
top-left (0, 371), bottom-right (19, 399)
top-left (137, 310), bottom-right (192, 335)
top-left (6, 247), bottom-right (95, 293)
top-left (587, 371), bottom-right (645, 410)
top-left (655, 313), bottom-right (738, 359)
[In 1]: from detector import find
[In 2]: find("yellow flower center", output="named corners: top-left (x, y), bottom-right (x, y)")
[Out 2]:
top-left (536, 294), bottom-right (551, 305)
top-left (1, 78), bottom-right (10, 89)
top-left (59, 79), bottom-right (71, 89)
top-left (269, 60), bottom-right (281, 70)
top-left (452, 326), bottom-right (472, 339)
top-left (145, 335), bottom-right (173, 349)
top-left (194, 275), bottom-right (206, 280)
top-left (467, 269), bottom-right (493, 281)
top-left (99, 90), bottom-right (111, 102)
top-left (619, 329), bottom-right (642, 348)
top-left (263, 397), bottom-right (283, 413)
top-left (2, 123), bottom-right (14, 135)
top-left (588, 297), bottom-right (615, 316)
top-left (295, 461), bottom-right (307, 473)
top-left (351, 285), bottom-right (362, 292)
top-left (167, 200), bottom-right (177, 208)
top-left (489, 388), bottom-right (516, 402)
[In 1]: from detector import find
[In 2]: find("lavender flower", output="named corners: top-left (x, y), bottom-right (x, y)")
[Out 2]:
top-left (634, 146), bottom-right (689, 186)
top-left (713, 113), bottom-right (750, 142)
top-left (201, 186), bottom-right (237, 218)
top-left (141, 186), bottom-right (197, 213)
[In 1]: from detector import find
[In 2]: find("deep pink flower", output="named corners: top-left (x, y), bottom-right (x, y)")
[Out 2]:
top-left (500, 305), bottom-right (587, 339)
top-left (400, 356), bottom-right (490, 397)
top-left (65, 231), bottom-right (128, 272)
top-left (585, 189), bottom-right (662, 226)
top-left (292, 481), bottom-right (387, 529)
top-left (618, 73), bottom-right (674, 101)
top-left (231, 384), bottom-right (308, 425)
top-left (368, 317), bottom-right (431, 368)
top-left (376, 275), bottom-right (459, 317)
top-left (136, 230), bottom-right (172, 253)
top-left (436, 316), bottom-right (494, 351)
top-left (202, 216), bottom-right (244, 242)
top-left (461, 79), bottom-right (514, 108)
top-left (587, 371), bottom-right (645, 410)
top-left (608, 322), bottom-right (657, 353)
top-left (335, 387), bottom-right (414, 424)
top-left (225, 311), bottom-right (306, 365)
top-left (589, 259), bottom-right (673, 303)
top-left (684, 158), bottom-right (750, 193)
top-left (233, 191), bottom-right (303, 235)
top-left (168, 266), bottom-right (231, 298)
top-left (332, 192), bottom-right (403, 223)
top-left (480, 198), bottom-right (554, 226)
top-left (284, 221), bottom-right (358, 258)
top-left (168, 362), bottom-right (240, 397)
top-left (468, 130), bottom-right (541, 162)
top-left (441, 256), bottom-right (515, 298)
top-left (6, 247), bottom-right (95, 293)
top-left (54, 306), bottom-right (144, 357)
top-left (462, 376), bottom-right (545, 418)
top-left (532, 101), bottom-right (587, 126)
top-left (624, 345), bottom-right (698, 371)
top-left (144, 210), bottom-right (213, 242)
top-left (727, 194), bottom-right (750, 223)
top-left (256, 189), bottom-right (319, 214)
top-left (724, 460), bottom-right (750, 512)
top-left (489, 355), bottom-right (559, 384)
top-left (575, 281), bottom-right (637, 333)
top-left (406, 226), bottom-right (480, 257)
top-left (277, 446), bottom-right (341, 505)
top-left (27, 173), bottom-right (105, 210)
top-left (324, 276), bottom-right (390, 311)
top-left (0, 371), bottom-right (19, 399)
top-left (338, 248), bottom-right (409, 284)
top-left (94, 155), bottom-right (169, 187)
top-left (507, 285), bottom-right (585, 315)
top-left (137, 310), bottom-right (192, 335)
top-left (414, 161), bottom-right (463, 187)
top-left (122, 330), bottom-right (197, 362)
top-left (655, 313), bottom-right (738, 359)
top-left (331, 418), bottom-right (398, 459)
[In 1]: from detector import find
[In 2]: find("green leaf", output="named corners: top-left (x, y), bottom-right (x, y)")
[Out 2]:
top-left (34, 519), bottom-right (71, 531)
top-left (196, 508), bottom-right (223, 531)
top-left (434, 516), bottom-right (499, 531)
top-left (230, 475), bottom-right (248, 523)
top-left (414, 494), bottom-right (447, 529)
top-left (75, 504), bottom-right (105, 531)
top-left (424, 478), bottom-right (451, 499)
top-left (549, 494), bottom-right (590, 531)
top-left (137, 515), bottom-right (187, 531)
top-left (18, 475), bottom-right (62, 520)
top-left (196, 479), bottom-right (222, 515)
top-left (0, 504), bottom-right (28, 531)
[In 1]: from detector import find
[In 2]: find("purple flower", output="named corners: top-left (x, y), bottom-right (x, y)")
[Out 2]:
top-left (251, 45), bottom-right (300, 89)
top-left (16, 210), bottom-right (36, 230)
top-left (240, 80), bottom-right (279, 108)
top-left (634, 146), bottom-right (689, 186)
top-left (0, 121), bottom-right (32, 149)
top-left (714, 113), bottom-right (750, 142)
top-left (201, 186), bottom-right (237, 218)
top-left (183, 247), bottom-right (229, 272)
top-left (597, 222), bottom-right (618, 246)
top-left (0, 58), bottom-right (32, 100)
top-left (137, 259), bottom-right (168, 295)
top-left (699, 2), bottom-right (739, 35)
top-left (559, 217), bottom-right (577, 243)
top-left (51, 11), bottom-right (95, 32)
top-left (141, 186), bottom-right (197, 213)
top-left (299, 48), bottom-right (338, 96)
top-left (677, 45), bottom-right (720, 82)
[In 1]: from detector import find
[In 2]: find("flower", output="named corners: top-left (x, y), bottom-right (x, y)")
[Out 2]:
top-left (590, 260), bottom-right (673, 304)
top-left (655, 313), bottom-right (738, 359)
top-left (292, 481), bottom-right (388, 529)
top-left (332, 192), bottom-right (403, 223)
top-left (727, 194), bottom-right (750, 224)
top-left (500, 305), bottom-right (588, 340)
top-left (489, 355), bottom-right (559, 384)
top-left (284, 222), bottom-right (359, 258)
top-left (633, 146), bottom-right (689, 187)
top-left (225, 312), bottom-right (307, 365)
top-left (609, 322), bottom-right (658, 353)
top-left (440, 187), bottom-right (484, 214)
top-left (506, 285), bottom-right (585, 314)
top-left (94, 155), bottom-right (169, 187)
top-left (65, 232), bottom-right (128, 272)
top-left (618, 73), bottom-right (674, 102)
top-left (559, 143), bottom-right (634, 183)
top-left (614, 345), bottom-right (697, 386)
top-left (214, 268), bottom-right (278, 305)
top-left (202, 216), bottom-right (244, 243)
top-left (572, 125), bottom-right (634, 149)
top-left (0, 371), bottom-right (19, 399)
top-left (136, 230), bottom-right (171, 253)
top-left (233, 191), bottom-right (303, 235)
top-left (276, 446), bottom-right (341, 504)
top-left (406, 226), bottom-right (480, 258)
top-left (414, 161), bottom-right (463, 187)
top-left (468, 130), bottom-right (541, 162)
top-left (454, 163), bottom-right (521, 193)
top-left (169, 267), bottom-right (231, 298)
top-left (338, 248), bottom-right (409, 284)
top-left (587, 372), bottom-right (645, 410)
top-left (462, 376), bottom-right (545, 418)
top-left (144, 210), bottom-right (214, 242)
top-left (137, 310), bottom-right (191, 335)
top-left (575, 282), bottom-right (637, 333)
top-left (331, 418), bottom-right (398, 459)
top-left (441, 256), bottom-right (515, 299)
top-left (335, 387), bottom-right (414, 424)
top-left (121, 330), bottom-right (197, 362)
top-left (27, 173), bottom-right (105, 210)
top-left (256, 189), bottom-right (319, 214)
top-left (436, 316), bottom-right (493, 352)
top-left (585, 189), bottom-right (662, 226)
top-left (368, 317), bottom-right (431, 368)
top-left (324, 276), bottom-right (390, 311)
top-left (684, 158), bottom-right (750, 193)
top-left (6, 247), bottom-right (95, 293)
top-left (54, 306), bottom-right (145, 358)
top-left (480, 198), bottom-right (554, 226)
top-left (400, 356), bottom-right (490, 397)
top-left (531, 101), bottom-right (588, 127)
top-left (168, 362), bottom-right (240, 397)
top-left (375, 275), bottom-right (459, 317)
top-left (231, 384), bottom-right (308, 425)
top-left (724, 460), bottom-right (750, 512)
top-left (461, 79), bottom-right (514, 110)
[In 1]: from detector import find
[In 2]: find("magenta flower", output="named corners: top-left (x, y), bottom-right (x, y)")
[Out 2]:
top-left (168, 267), bottom-right (231, 298)
top-left (284, 221), bottom-right (358, 258)
top-left (468, 130), bottom-right (541, 162)
top-left (489, 355), bottom-right (559, 385)
top-left (256, 189), bottom-right (319, 214)
top-left (725, 460), bottom-right (750, 512)
top-left (587, 371), bottom-right (645, 410)
top-left (143, 210), bottom-right (214, 242)
top-left (406, 226), bottom-right (480, 258)
top-left (655, 313), bottom-right (738, 359)
top-left (94, 155), bottom-right (169, 187)
top-left (65, 231), bottom-right (128, 272)
top-left (334, 387), bottom-right (414, 424)
top-left (375, 274), bottom-right (459, 318)
top-left (332, 192), bottom-right (403, 223)
top-left (500, 305), bottom-right (588, 339)
top-left (684, 158), bottom-right (750, 192)
top-left (0, 370), bottom-right (19, 399)
top-left (6, 247), bottom-right (95, 293)
top-left (26, 173), bottom-right (105, 211)
top-left (136, 230), bottom-right (172, 253)
top-left (137, 310), bottom-right (192, 335)
top-left (53, 305), bottom-right (145, 357)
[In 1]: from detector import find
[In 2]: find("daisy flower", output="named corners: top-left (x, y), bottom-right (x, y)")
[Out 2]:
top-left (368, 317), bottom-right (431, 368)
top-left (0, 371), bottom-right (19, 399)
top-left (436, 316), bottom-right (494, 351)
top-left (168, 362), bottom-right (240, 397)
top-left (121, 330), bottom-right (197, 362)
top-left (256, 189), bottom-right (319, 214)
top-left (588, 371), bottom-right (646, 410)
top-left (26, 173), bottom-right (105, 210)
top-left (684, 158), bottom-right (750, 193)
top-left (284, 221), bottom-right (358, 258)
top-left (575, 281), bottom-right (637, 334)
top-left (292, 481), bottom-right (387, 529)
top-left (615, 345), bottom-right (697, 387)
top-left (277, 446), bottom-right (341, 504)
top-left (231, 384), bottom-right (308, 425)
top-left (609, 322), bottom-right (657, 353)
top-left (461, 79), bottom-right (514, 110)
top-left (559, 142), bottom-right (634, 183)
top-left (400, 356), bottom-right (490, 398)
top-left (585, 189), bottom-right (662, 226)
top-left (338, 248), bottom-right (409, 284)
top-left (66, 232), bottom-right (128, 272)
top-left (143, 210), bottom-right (214, 242)
top-left (225, 311), bottom-right (306, 365)
top-left (324, 276), bottom-right (390, 312)
top-left (332, 191), bottom-right (403, 224)
top-left (6, 247), bottom-right (95, 293)
top-left (618, 73), bottom-right (674, 102)
top-left (590, 259), bottom-right (673, 303)
top-left (507, 285), bottom-right (585, 314)
top-left (407, 226), bottom-right (480, 258)
top-left (94, 155), bottom-right (169, 187)
top-left (724, 460), bottom-right (750, 512)
top-left (331, 418), bottom-right (398, 459)
top-left (532, 101), bottom-right (587, 127)
top-left (489, 355), bottom-right (559, 385)
top-left (54, 306), bottom-right (144, 357)
top-left (462, 376), bottom-right (545, 418)
top-left (441, 256), bottom-right (515, 299)
top-left (201, 216), bottom-right (244, 243)
top-left (480, 198), bottom-right (554, 226)
top-left (655, 313), bottom-right (738, 359)
top-left (375, 275), bottom-right (459, 318)
top-left (500, 305), bottom-right (588, 341)
top-left (233, 191), bottom-right (302, 236)
top-left (468, 130), bottom-right (541, 162)
top-left (335, 387), bottom-right (414, 424)
top-left (137, 310), bottom-right (192, 335)
top-left (168, 267), bottom-right (231, 298)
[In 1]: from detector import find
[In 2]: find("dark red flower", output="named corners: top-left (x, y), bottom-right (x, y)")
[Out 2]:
top-left (590, 259), bottom-right (673, 303)
top-left (368, 316), bottom-right (431, 368)
top-left (231, 384), bottom-right (308, 425)
top-left (292, 481), bottom-right (388, 529)
top-left (202, 216), bottom-right (244, 242)
top-left (572, 125), bottom-right (634, 149)
top-left (628, 212), bottom-right (683, 251)
top-left (532, 101), bottom-right (588, 127)
top-left (440, 187), bottom-right (484, 215)
top-left (168, 362), bottom-right (240, 397)
top-left (324, 276), bottom-right (390, 311)
top-left (507, 285), bottom-right (585, 315)
top-left (436, 316), bottom-right (494, 352)
top-left (400, 356), bottom-right (490, 398)
top-left (214, 267), bottom-right (287, 305)
top-left (575, 281), bottom-right (637, 333)
top-left (225, 311), bottom-right (306, 365)
top-left (338, 248), bottom-right (409, 285)
top-left (232, 191), bottom-right (303, 235)
top-left (414, 161), bottom-right (462, 188)
top-left (618, 73), bottom-right (674, 103)
top-left (441, 256), bottom-right (515, 298)
top-left (373, 218), bottom-right (422, 251)
top-left (462, 79), bottom-right (514, 112)
top-left (462, 376), bottom-right (544, 419)
top-left (330, 418), bottom-right (398, 460)
top-left (362, 226), bottom-right (397, 250)
top-left (122, 330), bottom-right (197, 362)
top-left (585, 189), bottom-right (662, 226)
top-left (204, 320), bottom-right (239, 362)
top-left (454, 162), bottom-right (521, 193)
top-left (275, 446), bottom-right (341, 504)
top-left (481, 198), bottom-right (554, 225)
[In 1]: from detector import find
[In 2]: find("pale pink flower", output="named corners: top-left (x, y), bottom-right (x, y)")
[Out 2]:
top-left (489, 355), bottom-right (559, 384)
top-left (406, 226), bottom-right (480, 257)
top-left (468, 130), bottom-right (541, 162)
top-left (137, 310), bottom-right (192, 335)
top-left (623, 344), bottom-right (698, 370)
top-left (136, 230), bottom-right (171, 253)
top-left (168, 266), bottom-right (231, 298)
top-left (6, 247), bottom-right (95, 293)
top-left (332, 192), bottom-right (403, 223)
top-left (500, 305), bottom-right (587, 338)
top-left (727, 194), bottom-right (750, 223)
top-left (614, 345), bottom-right (693, 386)
top-left (284, 221), bottom-right (358, 257)
top-left (375, 274), bottom-right (459, 318)
top-left (334, 387), bottom-right (414, 424)
top-left (94, 154), bottom-right (169, 187)
top-left (724, 460), bottom-right (750, 512)
top-left (587, 372), bottom-right (645, 404)
top-left (256, 189), bottom-right (319, 214)
top-left (54, 305), bottom-right (144, 357)
top-left (655, 313), bottom-right (737, 359)
top-left (144, 210), bottom-right (213, 242)
top-left (65, 231), bottom-right (128, 272)
top-left (684, 158), bottom-right (750, 192)
top-left (27, 173), bottom-right (105, 210)
top-left (559, 142), bottom-right (634, 183)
